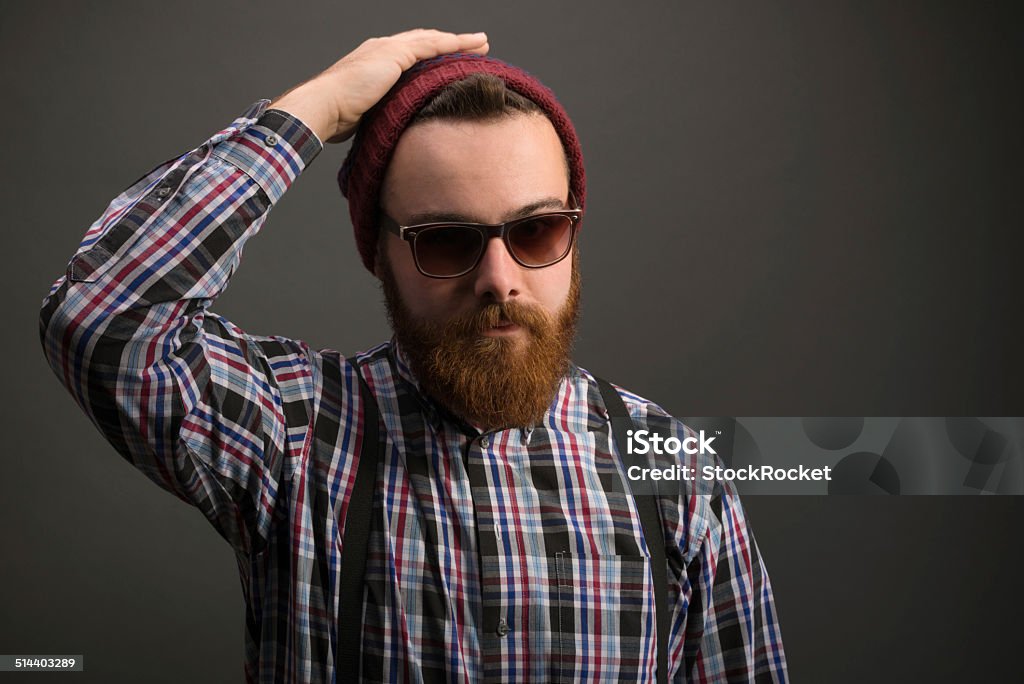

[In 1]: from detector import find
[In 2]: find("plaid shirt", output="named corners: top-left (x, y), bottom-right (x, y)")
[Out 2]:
top-left (39, 101), bottom-right (787, 683)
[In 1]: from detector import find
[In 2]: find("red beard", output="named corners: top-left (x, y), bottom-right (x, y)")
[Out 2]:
top-left (378, 253), bottom-right (581, 431)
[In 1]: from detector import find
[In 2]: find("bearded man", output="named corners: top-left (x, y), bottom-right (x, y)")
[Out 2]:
top-left (40, 29), bottom-right (786, 683)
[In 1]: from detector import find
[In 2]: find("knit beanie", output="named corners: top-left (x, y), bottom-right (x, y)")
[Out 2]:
top-left (337, 53), bottom-right (586, 273)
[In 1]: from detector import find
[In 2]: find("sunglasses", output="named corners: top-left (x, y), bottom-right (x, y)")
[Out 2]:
top-left (380, 206), bottom-right (583, 279)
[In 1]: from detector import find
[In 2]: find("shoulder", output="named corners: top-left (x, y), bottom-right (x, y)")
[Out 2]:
top-left (574, 365), bottom-right (724, 560)
top-left (573, 365), bottom-right (697, 441)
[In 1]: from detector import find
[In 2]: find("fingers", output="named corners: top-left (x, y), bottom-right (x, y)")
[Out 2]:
top-left (392, 27), bottom-right (487, 44)
top-left (396, 28), bottom-right (490, 61)
top-left (283, 29), bottom-right (491, 143)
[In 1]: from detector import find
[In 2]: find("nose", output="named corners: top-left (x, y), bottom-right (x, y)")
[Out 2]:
top-left (473, 237), bottom-right (522, 302)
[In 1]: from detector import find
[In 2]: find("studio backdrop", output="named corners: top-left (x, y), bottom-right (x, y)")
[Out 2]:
top-left (2, 1), bottom-right (1021, 681)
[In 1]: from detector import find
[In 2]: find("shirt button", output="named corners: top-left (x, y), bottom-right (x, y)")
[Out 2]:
top-left (496, 617), bottom-right (510, 637)
top-left (480, 435), bottom-right (490, 448)
top-left (264, 134), bottom-right (278, 147)
top-left (155, 186), bottom-right (171, 198)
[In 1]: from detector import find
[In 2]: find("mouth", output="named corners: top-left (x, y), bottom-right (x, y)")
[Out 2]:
top-left (482, 318), bottom-right (522, 336)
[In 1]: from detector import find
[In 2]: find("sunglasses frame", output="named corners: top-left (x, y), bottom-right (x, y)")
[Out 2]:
top-left (380, 207), bottom-right (583, 279)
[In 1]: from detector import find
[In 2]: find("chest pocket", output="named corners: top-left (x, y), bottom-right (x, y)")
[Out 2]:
top-left (479, 550), bottom-right (652, 682)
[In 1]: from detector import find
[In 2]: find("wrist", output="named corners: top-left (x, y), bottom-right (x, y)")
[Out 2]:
top-left (269, 80), bottom-right (341, 143)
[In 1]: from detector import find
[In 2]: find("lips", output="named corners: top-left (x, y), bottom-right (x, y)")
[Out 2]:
top-left (482, 317), bottom-right (521, 336)
top-left (471, 303), bottom-right (540, 336)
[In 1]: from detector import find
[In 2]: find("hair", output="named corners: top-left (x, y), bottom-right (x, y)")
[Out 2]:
top-left (411, 72), bottom-right (544, 123)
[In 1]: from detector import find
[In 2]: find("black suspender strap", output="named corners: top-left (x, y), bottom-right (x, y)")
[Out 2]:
top-left (596, 377), bottom-right (670, 684)
top-left (335, 368), bottom-right (384, 681)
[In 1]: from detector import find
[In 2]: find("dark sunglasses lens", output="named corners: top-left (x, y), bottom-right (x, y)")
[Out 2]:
top-left (508, 215), bottom-right (574, 266)
top-left (415, 226), bottom-right (484, 276)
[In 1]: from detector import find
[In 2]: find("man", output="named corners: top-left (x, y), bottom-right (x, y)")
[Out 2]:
top-left (40, 29), bottom-right (786, 683)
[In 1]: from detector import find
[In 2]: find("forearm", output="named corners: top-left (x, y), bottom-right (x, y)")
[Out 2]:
top-left (42, 103), bottom-right (319, 313)
top-left (270, 82), bottom-right (335, 144)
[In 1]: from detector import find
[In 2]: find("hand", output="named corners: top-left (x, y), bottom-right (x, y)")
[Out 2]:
top-left (270, 29), bottom-right (489, 143)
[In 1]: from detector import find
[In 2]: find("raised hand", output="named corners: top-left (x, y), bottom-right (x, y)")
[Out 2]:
top-left (270, 29), bottom-right (489, 143)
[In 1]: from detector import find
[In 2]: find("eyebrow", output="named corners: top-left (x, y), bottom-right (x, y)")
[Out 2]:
top-left (403, 197), bottom-right (570, 226)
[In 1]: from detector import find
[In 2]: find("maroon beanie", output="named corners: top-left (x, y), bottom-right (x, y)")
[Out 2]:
top-left (338, 53), bottom-right (586, 273)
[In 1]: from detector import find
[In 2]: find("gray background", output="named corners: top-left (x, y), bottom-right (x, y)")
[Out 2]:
top-left (2, 0), bottom-right (1022, 681)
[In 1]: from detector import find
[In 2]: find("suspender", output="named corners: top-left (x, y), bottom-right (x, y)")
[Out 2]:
top-left (335, 370), bottom-right (669, 684)
top-left (335, 369), bottom-right (385, 680)
top-left (595, 377), bottom-right (670, 684)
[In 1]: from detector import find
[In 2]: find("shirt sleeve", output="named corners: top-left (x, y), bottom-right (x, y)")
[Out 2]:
top-left (38, 101), bottom-right (324, 558)
top-left (681, 479), bottom-right (789, 683)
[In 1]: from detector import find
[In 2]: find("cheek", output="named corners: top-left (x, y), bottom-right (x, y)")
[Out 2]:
top-left (385, 239), bottom-right (462, 319)
top-left (535, 259), bottom-right (574, 312)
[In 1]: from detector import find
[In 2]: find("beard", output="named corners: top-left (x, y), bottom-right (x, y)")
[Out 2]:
top-left (378, 252), bottom-right (581, 431)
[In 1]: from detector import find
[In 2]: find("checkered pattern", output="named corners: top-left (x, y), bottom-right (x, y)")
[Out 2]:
top-left (39, 102), bottom-right (787, 683)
